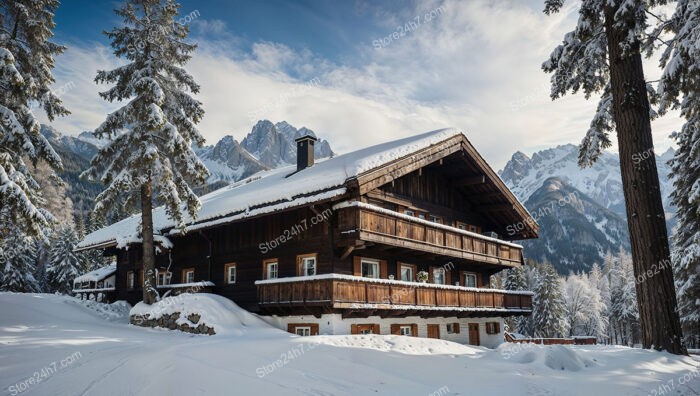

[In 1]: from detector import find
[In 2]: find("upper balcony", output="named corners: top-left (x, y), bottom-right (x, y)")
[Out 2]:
top-left (333, 201), bottom-right (523, 267)
top-left (256, 274), bottom-right (532, 318)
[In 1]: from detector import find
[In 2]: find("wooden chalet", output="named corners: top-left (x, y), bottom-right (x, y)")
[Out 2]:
top-left (76, 128), bottom-right (537, 347)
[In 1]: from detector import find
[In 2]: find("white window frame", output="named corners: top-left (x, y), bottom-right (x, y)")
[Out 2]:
top-left (156, 270), bottom-right (172, 286)
top-left (399, 264), bottom-right (415, 282)
top-left (361, 259), bottom-right (380, 279)
top-left (429, 215), bottom-right (441, 223)
top-left (301, 257), bottom-right (316, 276)
top-left (433, 268), bottom-right (446, 285)
top-left (295, 326), bottom-right (311, 336)
top-left (463, 272), bottom-right (478, 288)
top-left (266, 261), bottom-right (278, 280)
top-left (403, 209), bottom-right (415, 217)
top-left (184, 270), bottom-right (195, 284)
top-left (227, 265), bottom-right (237, 284)
top-left (399, 325), bottom-right (412, 336)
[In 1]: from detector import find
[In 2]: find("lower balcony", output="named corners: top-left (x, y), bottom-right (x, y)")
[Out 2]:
top-left (255, 274), bottom-right (532, 318)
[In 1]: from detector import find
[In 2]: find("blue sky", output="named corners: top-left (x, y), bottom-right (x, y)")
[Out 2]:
top-left (44, 0), bottom-right (682, 169)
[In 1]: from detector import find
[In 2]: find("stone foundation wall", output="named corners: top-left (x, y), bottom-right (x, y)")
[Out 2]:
top-left (130, 312), bottom-right (216, 335)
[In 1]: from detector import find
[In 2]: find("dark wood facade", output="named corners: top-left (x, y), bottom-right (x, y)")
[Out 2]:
top-left (97, 134), bottom-right (536, 319)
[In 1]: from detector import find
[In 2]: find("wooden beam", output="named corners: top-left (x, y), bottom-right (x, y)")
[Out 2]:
top-left (454, 174), bottom-right (485, 187)
top-left (339, 246), bottom-right (355, 260)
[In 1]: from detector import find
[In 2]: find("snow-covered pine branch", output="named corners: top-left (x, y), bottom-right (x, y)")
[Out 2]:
top-left (0, 0), bottom-right (69, 239)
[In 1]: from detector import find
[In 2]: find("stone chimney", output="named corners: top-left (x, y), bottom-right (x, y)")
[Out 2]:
top-left (295, 134), bottom-right (317, 172)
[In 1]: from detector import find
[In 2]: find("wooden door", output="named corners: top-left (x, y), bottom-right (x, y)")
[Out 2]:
top-left (468, 323), bottom-right (480, 346)
top-left (427, 324), bottom-right (440, 339)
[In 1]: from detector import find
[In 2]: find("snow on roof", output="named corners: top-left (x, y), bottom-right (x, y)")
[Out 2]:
top-left (74, 263), bottom-right (117, 283)
top-left (77, 128), bottom-right (462, 250)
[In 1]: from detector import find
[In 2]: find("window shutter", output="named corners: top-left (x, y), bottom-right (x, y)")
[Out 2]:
top-left (310, 324), bottom-right (319, 336)
top-left (351, 324), bottom-right (358, 335)
top-left (411, 324), bottom-right (418, 337)
top-left (454, 323), bottom-right (461, 334)
top-left (353, 256), bottom-right (361, 276)
top-left (477, 273), bottom-right (483, 288)
top-left (495, 323), bottom-right (500, 333)
top-left (372, 324), bottom-right (380, 334)
top-left (287, 324), bottom-right (294, 334)
top-left (390, 324), bottom-right (400, 335)
top-left (445, 268), bottom-right (451, 285)
top-left (380, 260), bottom-right (388, 279)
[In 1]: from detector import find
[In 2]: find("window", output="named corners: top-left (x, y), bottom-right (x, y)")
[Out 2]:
top-left (468, 225), bottom-right (480, 233)
top-left (288, 323), bottom-right (319, 336)
top-left (429, 215), bottom-right (442, 224)
top-left (225, 263), bottom-right (236, 284)
top-left (156, 270), bottom-right (172, 286)
top-left (418, 213), bottom-right (426, 220)
top-left (352, 324), bottom-right (379, 335)
top-left (463, 272), bottom-right (478, 288)
top-left (298, 254), bottom-right (317, 276)
top-left (456, 221), bottom-right (468, 231)
top-left (295, 326), bottom-right (311, 336)
top-left (403, 209), bottom-right (415, 217)
top-left (433, 268), bottom-right (446, 285)
top-left (399, 264), bottom-right (415, 282)
top-left (265, 260), bottom-right (278, 280)
top-left (127, 271), bottom-right (135, 289)
top-left (399, 325), bottom-right (412, 336)
top-left (182, 268), bottom-right (195, 284)
top-left (485, 322), bottom-right (501, 335)
top-left (446, 323), bottom-right (460, 334)
top-left (361, 259), bottom-right (380, 279)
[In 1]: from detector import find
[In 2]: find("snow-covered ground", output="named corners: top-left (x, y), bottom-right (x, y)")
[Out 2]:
top-left (1, 293), bottom-right (698, 396)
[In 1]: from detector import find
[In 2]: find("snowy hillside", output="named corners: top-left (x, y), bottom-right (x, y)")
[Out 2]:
top-left (500, 144), bottom-right (675, 218)
top-left (499, 144), bottom-right (675, 272)
top-left (1, 293), bottom-right (697, 396)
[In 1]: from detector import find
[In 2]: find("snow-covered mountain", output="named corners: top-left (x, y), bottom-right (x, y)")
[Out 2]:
top-left (197, 120), bottom-right (334, 183)
top-left (241, 120), bottom-right (334, 169)
top-left (519, 177), bottom-right (631, 273)
top-left (500, 143), bottom-right (675, 218)
top-left (499, 144), bottom-right (675, 274)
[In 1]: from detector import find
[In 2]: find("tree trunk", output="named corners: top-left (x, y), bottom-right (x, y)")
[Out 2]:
top-left (603, 5), bottom-right (686, 355)
top-left (141, 180), bottom-right (157, 305)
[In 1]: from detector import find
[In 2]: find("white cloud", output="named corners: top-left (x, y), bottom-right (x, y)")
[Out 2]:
top-left (42, 0), bottom-right (683, 170)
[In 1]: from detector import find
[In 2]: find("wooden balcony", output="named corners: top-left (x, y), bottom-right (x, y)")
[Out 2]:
top-left (334, 201), bottom-right (523, 267)
top-left (256, 274), bottom-right (532, 318)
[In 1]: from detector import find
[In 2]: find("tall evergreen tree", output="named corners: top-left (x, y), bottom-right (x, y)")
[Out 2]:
top-left (0, 0), bottom-right (68, 238)
top-left (542, 0), bottom-right (685, 354)
top-left (0, 229), bottom-right (39, 292)
top-left (649, 0), bottom-right (700, 351)
top-left (504, 266), bottom-right (529, 333)
top-left (532, 262), bottom-right (569, 338)
top-left (82, 0), bottom-right (209, 304)
top-left (46, 224), bottom-right (86, 294)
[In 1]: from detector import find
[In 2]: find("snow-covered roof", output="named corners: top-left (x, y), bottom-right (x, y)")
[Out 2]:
top-left (73, 263), bottom-right (117, 283)
top-left (77, 128), bottom-right (462, 250)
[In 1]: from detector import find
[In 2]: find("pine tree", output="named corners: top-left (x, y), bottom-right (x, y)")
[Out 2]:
top-left (586, 263), bottom-right (610, 341)
top-left (0, 0), bottom-right (69, 238)
top-left (609, 249), bottom-right (640, 346)
top-left (0, 230), bottom-right (39, 292)
top-left (504, 266), bottom-right (529, 333)
top-left (532, 262), bottom-right (569, 338)
top-left (81, 0), bottom-right (209, 304)
top-left (649, 0), bottom-right (700, 351)
top-left (542, 0), bottom-right (685, 354)
top-left (46, 224), bottom-right (86, 294)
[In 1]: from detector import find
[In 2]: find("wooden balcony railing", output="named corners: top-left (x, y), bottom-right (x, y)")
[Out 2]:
top-left (334, 201), bottom-right (523, 266)
top-left (256, 274), bottom-right (532, 315)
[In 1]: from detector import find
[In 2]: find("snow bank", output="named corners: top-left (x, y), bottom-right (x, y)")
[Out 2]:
top-left (129, 293), bottom-right (281, 336)
top-left (69, 298), bottom-right (132, 322)
top-left (496, 343), bottom-right (599, 371)
top-left (309, 334), bottom-right (483, 356)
